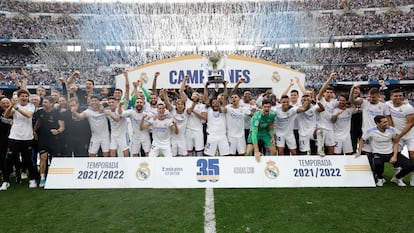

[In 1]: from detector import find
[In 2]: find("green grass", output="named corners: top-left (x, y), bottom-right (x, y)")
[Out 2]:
top-left (1, 164), bottom-right (414, 233)
top-left (0, 187), bottom-right (205, 233)
top-left (215, 164), bottom-right (414, 233)
top-left (215, 187), bottom-right (414, 233)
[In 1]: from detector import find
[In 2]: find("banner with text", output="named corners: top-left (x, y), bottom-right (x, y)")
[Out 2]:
top-left (45, 156), bottom-right (375, 189)
top-left (115, 54), bottom-right (305, 98)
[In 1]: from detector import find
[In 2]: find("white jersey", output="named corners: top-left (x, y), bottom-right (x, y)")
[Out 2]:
top-left (186, 99), bottom-right (207, 132)
top-left (9, 103), bottom-right (35, 140)
top-left (386, 101), bottom-right (414, 139)
top-left (316, 98), bottom-right (337, 130)
top-left (226, 104), bottom-right (251, 137)
top-left (292, 102), bottom-right (300, 130)
top-left (121, 109), bottom-right (150, 139)
top-left (147, 105), bottom-right (158, 116)
top-left (207, 108), bottom-right (227, 137)
top-left (170, 108), bottom-right (188, 141)
top-left (84, 109), bottom-right (110, 140)
top-left (148, 117), bottom-right (173, 147)
top-left (107, 108), bottom-right (128, 137)
top-left (274, 106), bottom-right (298, 136)
top-left (241, 102), bottom-right (256, 130)
top-left (333, 107), bottom-right (356, 138)
top-left (361, 100), bottom-right (390, 133)
top-left (147, 105), bottom-right (170, 118)
top-left (297, 104), bottom-right (319, 136)
top-left (362, 126), bottom-right (396, 154)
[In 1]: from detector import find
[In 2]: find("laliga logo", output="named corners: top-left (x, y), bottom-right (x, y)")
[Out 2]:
top-left (271, 71), bottom-right (280, 83)
top-left (265, 160), bottom-right (280, 179)
top-left (136, 162), bottom-right (151, 181)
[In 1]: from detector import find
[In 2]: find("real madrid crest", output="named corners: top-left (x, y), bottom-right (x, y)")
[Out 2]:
top-left (265, 160), bottom-right (279, 179)
top-left (136, 162), bottom-right (151, 181)
top-left (271, 71), bottom-right (280, 83)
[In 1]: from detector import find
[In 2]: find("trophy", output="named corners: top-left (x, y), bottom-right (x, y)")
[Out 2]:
top-left (139, 72), bottom-right (149, 84)
top-left (206, 55), bottom-right (225, 85)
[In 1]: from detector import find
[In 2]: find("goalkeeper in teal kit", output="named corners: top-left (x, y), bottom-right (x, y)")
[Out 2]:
top-left (246, 99), bottom-right (276, 162)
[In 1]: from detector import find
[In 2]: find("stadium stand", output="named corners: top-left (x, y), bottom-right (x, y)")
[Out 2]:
top-left (0, 0), bottom-right (412, 88)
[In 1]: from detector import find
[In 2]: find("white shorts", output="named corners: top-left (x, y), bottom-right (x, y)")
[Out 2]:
top-left (88, 137), bottom-right (110, 154)
top-left (299, 134), bottom-right (315, 153)
top-left (334, 136), bottom-right (353, 154)
top-left (399, 137), bottom-right (414, 151)
top-left (204, 135), bottom-right (230, 156)
top-left (110, 133), bottom-right (130, 151)
top-left (321, 129), bottom-right (335, 147)
top-left (171, 138), bottom-right (188, 156)
top-left (186, 129), bottom-right (204, 151)
top-left (228, 135), bottom-right (246, 154)
top-left (149, 144), bottom-right (172, 157)
top-left (130, 136), bottom-right (151, 155)
top-left (275, 133), bottom-right (297, 149)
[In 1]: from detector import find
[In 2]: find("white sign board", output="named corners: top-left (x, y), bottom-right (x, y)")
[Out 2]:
top-left (45, 156), bottom-right (375, 189)
top-left (115, 54), bottom-right (305, 97)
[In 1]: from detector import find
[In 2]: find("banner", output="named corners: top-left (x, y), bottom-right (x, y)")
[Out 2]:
top-left (115, 54), bottom-right (306, 97)
top-left (45, 156), bottom-right (375, 189)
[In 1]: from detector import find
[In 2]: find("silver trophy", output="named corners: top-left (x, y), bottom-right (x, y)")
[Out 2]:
top-left (207, 55), bottom-right (224, 85)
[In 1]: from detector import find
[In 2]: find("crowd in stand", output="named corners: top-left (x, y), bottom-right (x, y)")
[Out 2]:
top-left (0, 69), bottom-right (119, 86)
top-left (2, 47), bottom-right (412, 67)
top-left (1, 46), bottom-right (413, 86)
top-left (0, 15), bottom-right (79, 40)
top-left (320, 10), bottom-right (414, 36)
top-left (0, 4), bottom-right (413, 40)
top-left (0, 1), bottom-right (412, 85)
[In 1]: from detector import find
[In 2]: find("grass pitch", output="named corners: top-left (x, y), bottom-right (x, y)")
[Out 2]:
top-left (1, 164), bottom-right (414, 233)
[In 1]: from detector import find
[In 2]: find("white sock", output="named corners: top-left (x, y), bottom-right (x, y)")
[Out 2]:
top-left (316, 130), bottom-right (324, 155)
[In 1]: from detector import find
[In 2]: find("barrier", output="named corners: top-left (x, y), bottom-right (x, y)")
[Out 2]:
top-left (45, 156), bottom-right (375, 189)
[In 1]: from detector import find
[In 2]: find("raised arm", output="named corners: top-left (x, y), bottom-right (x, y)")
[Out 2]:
top-left (203, 82), bottom-right (209, 104)
top-left (20, 69), bottom-right (28, 91)
top-left (221, 81), bottom-right (228, 106)
top-left (123, 71), bottom-right (130, 100)
top-left (316, 72), bottom-right (336, 101)
top-left (160, 89), bottom-right (172, 112)
top-left (349, 84), bottom-right (363, 106)
top-left (66, 70), bottom-right (80, 86)
top-left (152, 72), bottom-right (160, 97)
top-left (230, 78), bottom-right (244, 96)
top-left (294, 77), bottom-right (307, 95)
top-left (281, 79), bottom-right (295, 97)
top-left (132, 81), bottom-right (139, 100)
top-left (179, 75), bottom-right (189, 102)
top-left (10, 70), bottom-right (21, 89)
